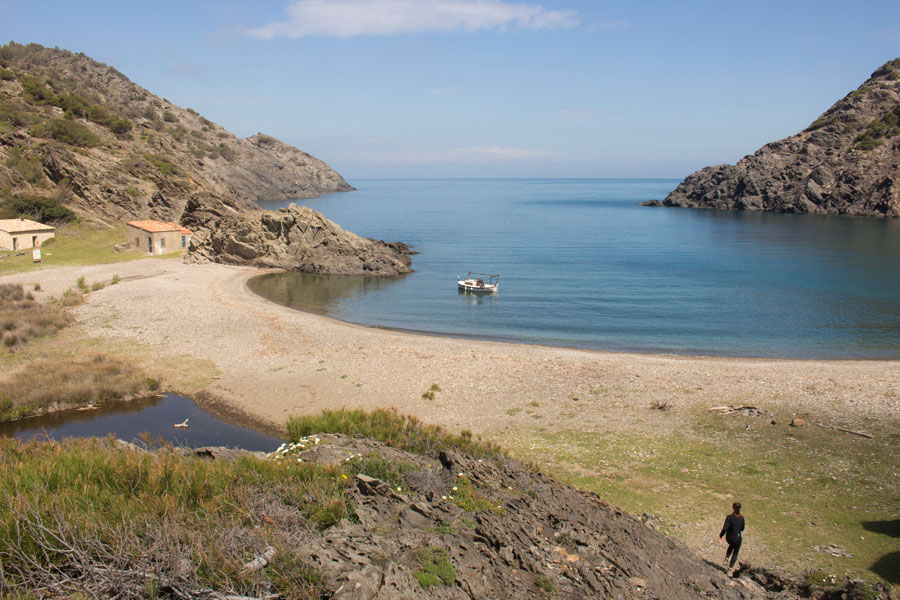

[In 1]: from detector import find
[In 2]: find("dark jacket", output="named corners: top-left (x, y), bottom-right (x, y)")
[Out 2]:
top-left (719, 514), bottom-right (745, 543)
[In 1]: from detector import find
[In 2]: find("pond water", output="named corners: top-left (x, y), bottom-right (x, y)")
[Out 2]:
top-left (0, 393), bottom-right (283, 452)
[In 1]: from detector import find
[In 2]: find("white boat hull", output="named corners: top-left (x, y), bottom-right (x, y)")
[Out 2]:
top-left (458, 280), bottom-right (498, 293)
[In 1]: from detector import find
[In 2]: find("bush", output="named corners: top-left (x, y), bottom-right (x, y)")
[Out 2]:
top-left (108, 117), bottom-right (132, 135)
top-left (5, 149), bottom-right (44, 184)
top-left (0, 194), bottom-right (75, 223)
top-left (18, 74), bottom-right (55, 104)
top-left (162, 111), bottom-right (177, 123)
top-left (0, 68), bottom-right (14, 81)
top-left (142, 153), bottom-right (180, 176)
top-left (413, 547), bottom-right (455, 588)
top-left (30, 118), bottom-right (102, 147)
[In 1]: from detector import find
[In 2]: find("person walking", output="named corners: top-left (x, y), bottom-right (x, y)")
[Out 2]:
top-left (719, 501), bottom-right (745, 572)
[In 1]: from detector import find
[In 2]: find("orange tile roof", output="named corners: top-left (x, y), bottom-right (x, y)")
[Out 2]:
top-left (127, 220), bottom-right (192, 234)
top-left (0, 218), bottom-right (55, 233)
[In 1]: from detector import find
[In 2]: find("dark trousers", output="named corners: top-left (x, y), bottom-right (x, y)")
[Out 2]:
top-left (725, 536), bottom-right (742, 568)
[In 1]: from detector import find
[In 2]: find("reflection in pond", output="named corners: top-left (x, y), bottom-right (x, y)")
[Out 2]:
top-left (248, 271), bottom-right (404, 314)
top-left (0, 393), bottom-right (282, 452)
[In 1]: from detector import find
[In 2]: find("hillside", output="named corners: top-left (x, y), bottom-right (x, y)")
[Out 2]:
top-left (4, 408), bottom-right (867, 600)
top-left (657, 59), bottom-right (900, 217)
top-left (0, 42), bottom-right (410, 274)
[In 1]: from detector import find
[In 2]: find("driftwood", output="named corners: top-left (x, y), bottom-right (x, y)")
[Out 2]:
top-left (815, 422), bottom-right (874, 439)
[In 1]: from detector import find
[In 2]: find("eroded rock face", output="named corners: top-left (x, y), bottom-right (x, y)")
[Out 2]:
top-left (183, 196), bottom-right (412, 276)
top-left (659, 59), bottom-right (900, 217)
top-left (289, 435), bottom-right (768, 600)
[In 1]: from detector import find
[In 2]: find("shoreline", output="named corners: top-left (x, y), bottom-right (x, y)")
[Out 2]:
top-left (246, 273), bottom-right (900, 363)
top-left (249, 283), bottom-right (900, 362)
top-left (1, 259), bottom-right (897, 432)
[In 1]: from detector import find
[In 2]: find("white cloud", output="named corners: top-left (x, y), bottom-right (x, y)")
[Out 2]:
top-left (454, 145), bottom-right (554, 159)
top-left (248, 0), bottom-right (580, 39)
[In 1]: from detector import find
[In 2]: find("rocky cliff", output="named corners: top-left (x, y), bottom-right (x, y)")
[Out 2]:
top-left (657, 59), bottom-right (900, 217)
top-left (0, 42), bottom-right (410, 274)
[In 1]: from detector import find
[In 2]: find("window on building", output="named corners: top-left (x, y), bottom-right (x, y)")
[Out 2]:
top-left (181, 235), bottom-right (186, 248)
top-left (12, 237), bottom-right (17, 251)
top-left (161, 237), bottom-right (166, 248)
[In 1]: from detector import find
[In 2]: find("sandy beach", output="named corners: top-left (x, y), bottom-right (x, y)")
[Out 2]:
top-left (3, 258), bottom-right (897, 434)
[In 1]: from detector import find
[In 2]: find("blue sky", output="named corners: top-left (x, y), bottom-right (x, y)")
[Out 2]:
top-left (1, 0), bottom-right (899, 178)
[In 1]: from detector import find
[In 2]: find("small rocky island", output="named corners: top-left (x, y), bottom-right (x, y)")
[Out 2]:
top-left (649, 59), bottom-right (900, 217)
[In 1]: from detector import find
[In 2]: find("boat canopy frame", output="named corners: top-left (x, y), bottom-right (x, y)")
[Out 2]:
top-left (463, 272), bottom-right (500, 286)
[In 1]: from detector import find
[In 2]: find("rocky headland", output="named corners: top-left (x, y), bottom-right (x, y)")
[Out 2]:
top-left (0, 42), bottom-right (410, 274)
top-left (654, 59), bottom-right (900, 217)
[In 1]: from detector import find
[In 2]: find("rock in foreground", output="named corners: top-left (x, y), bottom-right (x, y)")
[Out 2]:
top-left (183, 196), bottom-right (412, 276)
top-left (661, 59), bottom-right (900, 217)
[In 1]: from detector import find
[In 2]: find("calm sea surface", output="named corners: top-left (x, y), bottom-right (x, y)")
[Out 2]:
top-left (253, 179), bottom-right (900, 359)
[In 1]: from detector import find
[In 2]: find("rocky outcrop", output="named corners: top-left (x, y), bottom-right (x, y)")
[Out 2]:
top-left (183, 195), bottom-right (412, 276)
top-left (288, 434), bottom-right (772, 600)
top-left (658, 59), bottom-right (900, 217)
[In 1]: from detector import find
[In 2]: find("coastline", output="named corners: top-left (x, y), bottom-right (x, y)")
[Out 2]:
top-left (2, 259), bottom-right (897, 433)
top-left (248, 272), bottom-right (900, 361)
top-left (3, 259), bottom-right (899, 578)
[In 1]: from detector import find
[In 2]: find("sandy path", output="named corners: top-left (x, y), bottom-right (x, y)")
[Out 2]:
top-left (3, 259), bottom-right (897, 436)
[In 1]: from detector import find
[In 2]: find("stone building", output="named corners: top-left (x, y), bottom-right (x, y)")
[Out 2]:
top-left (0, 218), bottom-right (56, 251)
top-left (126, 220), bottom-right (192, 255)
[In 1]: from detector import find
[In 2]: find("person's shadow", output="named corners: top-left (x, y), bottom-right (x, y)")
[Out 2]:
top-left (862, 519), bottom-right (899, 584)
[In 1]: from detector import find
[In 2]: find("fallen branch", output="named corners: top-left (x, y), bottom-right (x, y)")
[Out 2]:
top-left (815, 422), bottom-right (873, 439)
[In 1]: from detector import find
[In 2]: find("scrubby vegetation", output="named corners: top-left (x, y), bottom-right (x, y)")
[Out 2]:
top-left (853, 103), bottom-right (900, 150)
top-left (287, 407), bottom-right (504, 459)
top-left (29, 117), bottom-right (102, 147)
top-left (0, 193), bottom-right (75, 223)
top-left (0, 437), bottom-right (331, 598)
top-left (0, 283), bottom-right (72, 350)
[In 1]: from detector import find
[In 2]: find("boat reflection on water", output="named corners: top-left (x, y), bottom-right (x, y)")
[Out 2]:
top-left (458, 288), bottom-right (500, 306)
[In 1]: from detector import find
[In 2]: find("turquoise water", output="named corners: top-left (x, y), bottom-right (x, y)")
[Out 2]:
top-left (254, 179), bottom-right (900, 359)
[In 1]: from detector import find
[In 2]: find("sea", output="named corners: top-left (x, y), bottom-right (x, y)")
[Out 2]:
top-left (252, 178), bottom-right (900, 359)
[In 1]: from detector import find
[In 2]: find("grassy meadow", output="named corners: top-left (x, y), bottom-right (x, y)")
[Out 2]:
top-left (495, 405), bottom-right (900, 586)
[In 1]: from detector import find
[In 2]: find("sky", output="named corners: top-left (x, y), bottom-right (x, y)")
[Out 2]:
top-left (1, 0), bottom-right (899, 179)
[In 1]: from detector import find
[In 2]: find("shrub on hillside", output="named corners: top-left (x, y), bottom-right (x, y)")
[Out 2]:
top-left (0, 194), bottom-right (75, 223)
top-left (30, 118), bottom-right (102, 147)
top-left (5, 149), bottom-right (44, 184)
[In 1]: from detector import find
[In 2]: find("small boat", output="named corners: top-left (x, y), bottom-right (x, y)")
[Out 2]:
top-left (457, 272), bottom-right (499, 294)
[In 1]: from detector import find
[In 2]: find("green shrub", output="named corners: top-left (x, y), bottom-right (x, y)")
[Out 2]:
top-left (0, 101), bottom-right (41, 128)
top-left (163, 111), bottom-right (177, 123)
top-left (5, 149), bottom-right (44, 184)
top-left (142, 153), bottom-right (180, 176)
top-left (0, 68), bottom-right (14, 81)
top-left (30, 118), bottom-right (102, 147)
top-left (413, 547), bottom-right (455, 588)
top-left (108, 117), bottom-right (132, 135)
top-left (18, 74), bottom-right (55, 104)
top-left (0, 194), bottom-right (75, 223)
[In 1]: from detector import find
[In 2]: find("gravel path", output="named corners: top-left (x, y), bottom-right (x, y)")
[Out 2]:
top-left (3, 259), bottom-right (897, 436)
